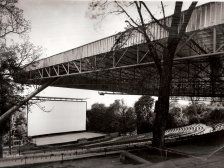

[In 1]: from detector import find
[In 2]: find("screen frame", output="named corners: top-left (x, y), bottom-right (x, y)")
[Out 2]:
top-left (27, 100), bottom-right (87, 137)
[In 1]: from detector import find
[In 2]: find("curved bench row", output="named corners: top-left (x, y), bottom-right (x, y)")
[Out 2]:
top-left (86, 122), bottom-right (224, 148)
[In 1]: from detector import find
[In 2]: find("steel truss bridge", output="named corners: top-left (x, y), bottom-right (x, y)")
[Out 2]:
top-left (25, 2), bottom-right (224, 98)
top-left (31, 96), bottom-right (87, 102)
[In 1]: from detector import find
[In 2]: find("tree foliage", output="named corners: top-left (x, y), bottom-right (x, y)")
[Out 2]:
top-left (207, 108), bottom-right (224, 123)
top-left (87, 99), bottom-right (136, 134)
top-left (134, 95), bottom-right (154, 134)
top-left (0, 42), bottom-right (41, 132)
top-left (167, 101), bottom-right (224, 127)
top-left (167, 102), bottom-right (189, 129)
top-left (0, 0), bottom-right (29, 41)
top-left (0, 0), bottom-right (41, 157)
top-left (183, 102), bottom-right (224, 125)
top-left (13, 111), bottom-right (27, 140)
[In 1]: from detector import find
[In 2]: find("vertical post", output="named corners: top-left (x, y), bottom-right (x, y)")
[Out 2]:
top-left (29, 71), bottom-right (31, 80)
top-left (42, 69), bottom-right (44, 78)
top-left (213, 27), bottom-right (216, 53)
top-left (187, 62), bottom-right (190, 95)
top-left (133, 68), bottom-right (136, 93)
top-left (119, 69), bottom-right (122, 92)
top-left (24, 156), bottom-right (27, 165)
top-left (0, 132), bottom-right (3, 158)
top-left (9, 115), bottom-right (12, 155)
top-left (26, 102), bottom-right (29, 139)
top-left (49, 67), bottom-right (51, 77)
top-left (18, 143), bottom-right (20, 155)
top-left (67, 63), bottom-right (70, 74)
top-left (95, 72), bottom-right (98, 89)
top-left (80, 59), bottom-right (82, 72)
top-left (112, 51), bottom-right (116, 68)
top-left (61, 153), bottom-right (64, 162)
top-left (94, 56), bottom-right (97, 69)
top-left (104, 148), bottom-right (107, 156)
top-left (137, 45), bottom-right (139, 64)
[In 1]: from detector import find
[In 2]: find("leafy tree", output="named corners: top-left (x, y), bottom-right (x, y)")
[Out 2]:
top-left (88, 1), bottom-right (197, 148)
top-left (192, 103), bottom-right (224, 125)
top-left (13, 111), bottom-right (27, 140)
top-left (123, 107), bottom-right (136, 135)
top-left (87, 102), bottom-right (117, 133)
top-left (180, 102), bottom-right (224, 125)
top-left (113, 100), bottom-right (136, 135)
top-left (183, 102), bottom-right (208, 124)
top-left (0, 42), bottom-right (40, 157)
top-left (167, 102), bottom-right (188, 129)
top-left (134, 96), bottom-right (154, 134)
top-left (87, 103), bottom-right (107, 132)
top-left (106, 100), bottom-right (122, 133)
top-left (0, 0), bottom-right (29, 41)
top-left (207, 108), bottom-right (224, 124)
top-left (87, 100), bottom-right (136, 134)
top-left (0, 0), bottom-right (40, 157)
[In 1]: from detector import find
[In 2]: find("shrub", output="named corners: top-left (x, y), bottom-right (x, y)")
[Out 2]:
top-left (207, 108), bottom-right (224, 123)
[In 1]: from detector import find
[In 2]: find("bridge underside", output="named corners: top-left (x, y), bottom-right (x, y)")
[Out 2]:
top-left (25, 25), bottom-right (224, 97)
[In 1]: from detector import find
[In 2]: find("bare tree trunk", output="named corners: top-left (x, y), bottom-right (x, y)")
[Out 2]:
top-left (0, 132), bottom-right (3, 158)
top-left (152, 1), bottom-right (197, 148)
top-left (152, 59), bottom-right (173, 148)
top-left (9, 117), bottom-right (12, 155)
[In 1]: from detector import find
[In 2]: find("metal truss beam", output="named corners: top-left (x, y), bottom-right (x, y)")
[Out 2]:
top-left (170, 96), bottom-right (224, 102)
top-left (27, 51), bottom-right (224, 80)
top-left (32, 96), bottom-right (87, 102)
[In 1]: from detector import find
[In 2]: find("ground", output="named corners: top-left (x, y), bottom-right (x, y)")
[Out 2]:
top-left (7, 155), bottom-right (135, 168)
top-left (2, 123), bottom-right (224, 168)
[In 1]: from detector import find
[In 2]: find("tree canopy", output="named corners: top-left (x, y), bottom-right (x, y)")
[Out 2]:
top-left (87, 99), bottom-right (136, 135)
top-left (0, 0), bottom-right (41, 157)
top-left (134, 95), bottom-right (154, 134)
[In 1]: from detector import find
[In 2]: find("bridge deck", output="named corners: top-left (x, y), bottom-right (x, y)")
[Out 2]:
top-left (26, 2), bottom-right (224, 71)
top-left (24, 2), bottom-right (224, 97)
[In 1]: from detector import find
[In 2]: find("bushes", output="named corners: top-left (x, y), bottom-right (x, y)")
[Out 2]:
top-left (87, 100), bottom-right (136, 134)
top-left (87, 99), bottom-right (224, 134)
top-left (206, 108), bottom-right (224, 124)
top-left (167, 104), bottom-right (189, 129)
top-left (182, 102), bottom-right (224, 125)
top-left (134, 96), bottom-right (154, 134)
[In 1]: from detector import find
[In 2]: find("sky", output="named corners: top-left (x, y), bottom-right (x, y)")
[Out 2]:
top-left (16, 0), bottom-right (209, 109)
top-left (17, 0), bottom-right (142, 109)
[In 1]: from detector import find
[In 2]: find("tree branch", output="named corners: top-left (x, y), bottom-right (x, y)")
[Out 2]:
top-left (134, 1), bottom-right (162, 74)
top-left (161, 1), bottom-right (166, 27)
top-left (134, 1), bottom-right (145, 30)
top-left (0, 1), bottom-right (29, 39)
top-left (114, 1), bottom-right (139, 27)
top-left (179, 2), bottom-right (197, 38)
top-left (140, 1), bottom-right (170, 32)
top-left (125, 20), bottom-right (145, 35)
top-left (161, 1), bottom-right (166, 19)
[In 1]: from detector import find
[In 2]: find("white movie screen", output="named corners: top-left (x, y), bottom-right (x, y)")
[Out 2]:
top-left (28, 101), bottom-right (86, 137)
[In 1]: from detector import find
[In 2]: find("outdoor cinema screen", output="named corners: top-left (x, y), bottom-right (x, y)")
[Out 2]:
top-left (28, 101), bottom-right (86, 137)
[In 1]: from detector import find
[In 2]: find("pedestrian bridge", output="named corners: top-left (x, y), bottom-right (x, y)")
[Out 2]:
top-left (24, 2), bottom-right (224, 97)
